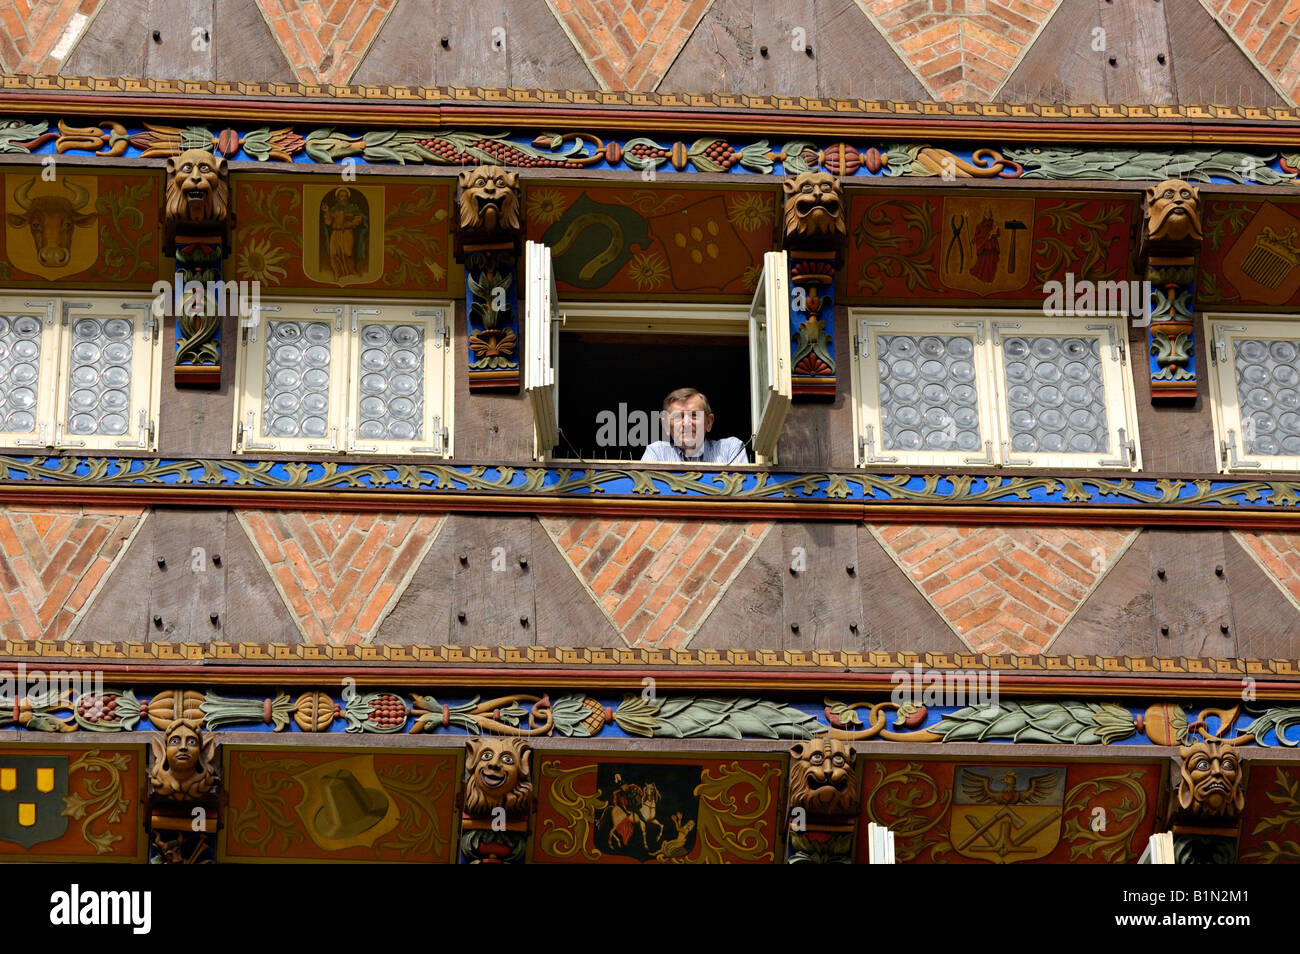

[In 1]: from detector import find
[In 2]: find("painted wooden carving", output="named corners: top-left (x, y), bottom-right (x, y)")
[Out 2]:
top-left (781, 172), bottom-right (847, 253)
top-left (782, 172), bottom-right (844, 397)
top-left (1142, 180), bottom-right (1201, 401)
top-left (456, 166), bottom-right (523, 390)
top-left (461, 736), bottom-right (532, 863)
top-left (455, 166), bottom-right (522, 252)
top-left (164, 149), bottom-right (231, 244)
top-left (787, 737), bottom-right (859, 864)
top-left (1175, 740), bottom-right (1245, 823)
top-left (148, 718), bottom-right (217, 802)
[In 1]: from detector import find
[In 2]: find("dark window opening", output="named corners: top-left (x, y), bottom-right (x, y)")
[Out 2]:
top-left (556, 331), bottom-right (750, 461)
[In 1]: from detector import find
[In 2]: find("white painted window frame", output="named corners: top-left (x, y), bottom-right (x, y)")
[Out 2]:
top-left (1206, 313), bottom-right (1300, 473)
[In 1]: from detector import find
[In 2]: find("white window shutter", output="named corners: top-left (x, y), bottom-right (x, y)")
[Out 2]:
top-left (525, 240), bottom-right (560, 458)
top-left (749, 249), bottom-right (792, 463)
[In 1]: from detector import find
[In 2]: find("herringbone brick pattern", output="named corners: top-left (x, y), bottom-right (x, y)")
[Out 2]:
top-left (0, 505), bottom-right (145, 639)
top-left (254, 0), bottom-right (395, 85)
top-left (1203, 0), bottom-right (1300, 102)
top-left (856, 0), bottom-right (1060, 101)
top-left (0, 0), bottom-right (103, 73)
top-left (1233, 529), bottom-right (1300, 610)
top-left (237, 510), bottom-right (443, 645)
top-left (541, 516), bottom-right (769, 648)
top-left (545, 0), bottom-right (715, 90)
top-left (873, 524), bottom-right (1137, 654)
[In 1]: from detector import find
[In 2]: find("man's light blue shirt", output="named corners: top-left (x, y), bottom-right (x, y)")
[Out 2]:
top-left (641, 437), bottom-right (748, 464)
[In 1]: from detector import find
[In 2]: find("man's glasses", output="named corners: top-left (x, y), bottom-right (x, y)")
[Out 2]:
top-left (665, 411), bottom-right (707, 425)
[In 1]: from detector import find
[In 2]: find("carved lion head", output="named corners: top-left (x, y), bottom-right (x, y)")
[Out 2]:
top-left (789, 737), bottom-right (858, 817)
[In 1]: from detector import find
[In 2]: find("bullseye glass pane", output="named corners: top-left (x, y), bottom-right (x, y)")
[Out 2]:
top-left (878, 334), bottom-right (981, 451)
top-left (354, 324), bottom-right (424, 440)
top-left (0, 313), bottom-right (42, 434)
top-left (65, 317), bottom-right (133, 435)
top-left (1002, 336), bottom-right (1108, 454)
top-left (264, 321), bottom-right (331, 438)
top-left (1234, 337), bottom-right (1300, 456)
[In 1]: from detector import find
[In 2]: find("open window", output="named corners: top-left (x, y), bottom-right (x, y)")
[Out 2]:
top-left (1207, 314), bottom-right (1300, 471)
top-left (233, 298), bottom-right (453, 456)
top-left (524, 243), bottom-right (792, 464)
top-left (0, 293), bottom-right (162, 451)
top-left (850, 309), bottom-right (1141, 470)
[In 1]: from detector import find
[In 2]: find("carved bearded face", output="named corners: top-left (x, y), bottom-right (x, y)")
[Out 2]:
top-left (457, 166), bottom-right (521, 237)
top-left (782, 172), bottom-right (846, 248)
top-left (1178, 741), bottom-right (1244, 821)
top-left (1145, 179), bottom-right (1203, 245)
top-left (463, 737), bottom-right (532, 816)
top-left (789, 737), bottom-right (858, 816)
top-left (164, 149), bottom-right (230, 232)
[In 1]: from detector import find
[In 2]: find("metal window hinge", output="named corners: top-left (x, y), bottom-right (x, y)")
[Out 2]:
top-left (1222, 429), bottom-right (1261, 469)
top-left (412, 414), bottom-right (448, 455)
top-left (1099, 427), bottom-right (1137, 467)
top-left (1086, 323), bottom-right (1125, 363)
top-left (114, 410), bottom-right (153, 449)
top-left (1000, 440), bottom-right (1031, 466)
top-left (23, 300), bottom-right (54, 327)
top-left (243, 304), bottom-right (279, 344)
top-left (314, 305), bottom-right (344, 332)
top-left (62, 301), bottom-right (91, 326)
top-left (350, 307), bottom-right (380, 334)
top-left (991, 321), bottom-right (1020, 347)
top-left (53, 422), bottom-right (85, 448)
top-left (13, 421), bottom-right (51, 447)
top-left (240, 412), bottom-right (277, 451)
top-left (1214, 324), bottom-right (1245, 365)
top-left (414, 309), bottom-right (448, 349)
top-left (855, 321), bottom-right (890, 359)
top-left (307, 425), bottom-right (339, 453)
top-left (347, 420), bottom-right (377, 453)
top-left (860, 425), bottom-right (898, 465)
top-left (119, 301), bottom-right (156, 341)
top-left (952, 321), bottom-right (986, 344)
top-left (963, 440), bottom-right (994, 465)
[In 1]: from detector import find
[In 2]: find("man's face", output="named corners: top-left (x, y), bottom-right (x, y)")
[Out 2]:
top-left (664, 396), bottom-right (714, 452)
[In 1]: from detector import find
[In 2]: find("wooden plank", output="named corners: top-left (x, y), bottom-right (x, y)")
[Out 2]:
top-left (778, 304), bottom-right (854, 469)
top-left (143, 0), bottom-right (217, 81)
top-left (660, 0), bottom-right (756, 95)
top-left (451, 301), bottom-right (536, 460)
top-left (752, 0), bottom-right (820, 97)
top-left (373, 510), bottom-right (455, 644)
top-left (1223, 532), bottom-right (1300, 659)
top-left (158, 314), bottom-right (238, 460)
top-left (691, 526), bottom-right (785, 649)
top-left (68, 510), bottom-right (153, 642)
top-left (531, 519), bottom-right (622, 648)
top-left (223, 509), bottom-right (302, 643)
top-left (1051, 530), bottom-right (1156, 656)
top-left (855, 525), bottom-right (967, 653)
top-left (813, 0), bottom-right (926, 99)
top-left (1126, 318), bottom-right (1219, 473)
top-left (213, 0), bottom-right (294, 83)
top-left (432, 0), bottom-right (511, 89)
top-left (498, 0), bottom-right (597, 90)
top-left (999, 0), bottom-right (1107, 104)
top-left (449, 513), bottom-right (536, 646)
top-left (1163, 0), bottom-right (1284, 107)
top-left (353, 0), bottom-right (436, 86)
top-left (1100, 0), bottom-right (1175, 105)
top-left (1145, 528), bottom-right (1235, 657)
top-left (780, 521), bottom-right (861, 650)
top-left (148, 508), bottom-right (227, 641)
top-left (64, 0), bottom-right (152, 76)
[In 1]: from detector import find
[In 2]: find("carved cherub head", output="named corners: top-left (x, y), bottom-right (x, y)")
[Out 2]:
top-left (463, 736), bottom-right (532, 817)
top-left (164, 149), bottom-right (230, 241)
top-left (789, 737), bottom-right (858, 817)
top-left (456, 165), bottom-right (521, 241)
top-left (1177, 740), bottom-right (1245, 822)
top-left (149, 718), bottom-right (218, 802)
top-left (1145, 179), bottom-right (1202, 246)
top-left (782, 171), bottom-right (846, 250)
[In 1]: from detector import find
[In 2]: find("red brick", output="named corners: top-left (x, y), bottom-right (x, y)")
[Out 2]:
top-left (613, 580), bottom-right (653, 627)
top-left (610, 521), bottom-right (656, 566)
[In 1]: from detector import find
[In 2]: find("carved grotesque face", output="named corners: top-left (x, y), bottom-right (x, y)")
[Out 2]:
top-left (463, 737), bottom-right (532, 816)
top-left (457, 166), bottom-right (521, 237)
top-left (1178, 741), bottom-right (1244, 821)
top-left (166, 721), bottom-right (202, 777)
top-left (789, 737), bottom-right (858, 816)
top-left (1145, 178), bottom-right (1202, 245)
top-left (165, 149), bottom-right (229, 231)
top-left (782, 172), bottom-right (846, 248)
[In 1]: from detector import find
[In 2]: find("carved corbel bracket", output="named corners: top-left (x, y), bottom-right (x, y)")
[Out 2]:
top-left (781, 172), bottom-right (846, 399)
top-left (455, 166), bottom-right (523, 392)
top-left (1140, 179), bottom-right (1203, 401)
top-left (460, 737), bottom-right (532, 863)
top-left (786, 737), bottom-right (859, 863)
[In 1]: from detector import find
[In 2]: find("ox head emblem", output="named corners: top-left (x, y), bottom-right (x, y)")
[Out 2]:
top-left (6, 178), bottom-right (96, 268)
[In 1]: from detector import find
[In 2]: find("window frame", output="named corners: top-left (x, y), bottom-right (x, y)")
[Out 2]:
top-left (0, 292), bottom-right (163, 452)
top-left (232, 296), bottom-right (455, 458)
top-left (849, 307), bottom-right (1142, 471)
top-left (1206, 312), bottom-right (1300, 473)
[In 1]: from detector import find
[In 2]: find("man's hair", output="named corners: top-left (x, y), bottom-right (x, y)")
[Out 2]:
top-left (662, 387), bottom-right (712, 416)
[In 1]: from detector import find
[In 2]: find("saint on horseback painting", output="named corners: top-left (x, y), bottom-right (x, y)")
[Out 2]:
top-left (592, 763), bottom-right (701, 863)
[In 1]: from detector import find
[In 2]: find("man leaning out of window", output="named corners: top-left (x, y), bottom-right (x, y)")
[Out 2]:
top-left (641, 387), bottom-right (748, 464)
